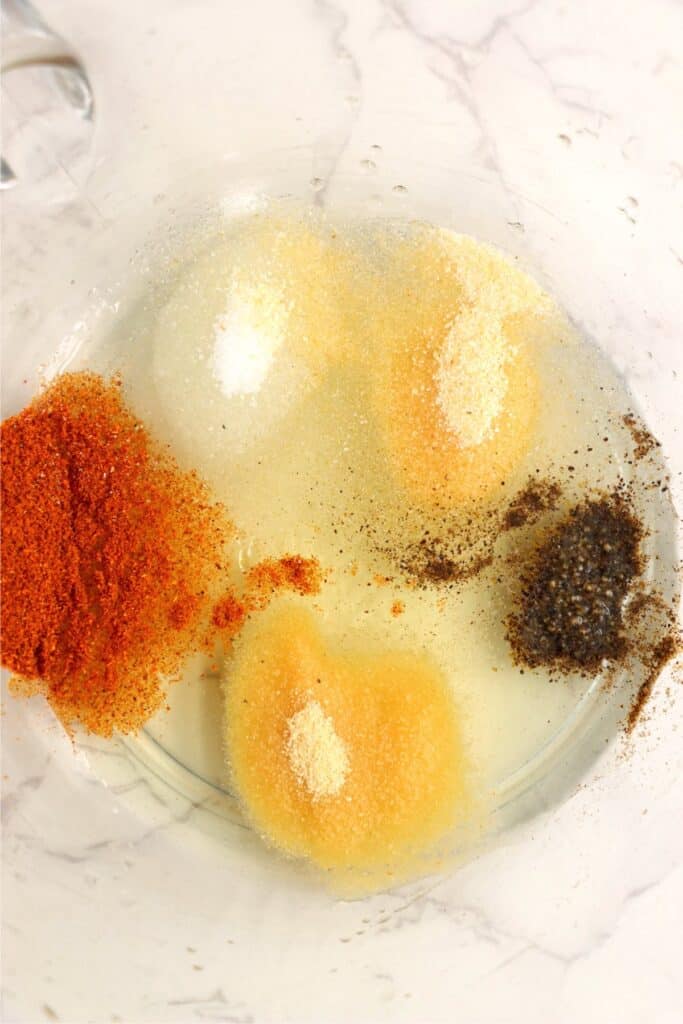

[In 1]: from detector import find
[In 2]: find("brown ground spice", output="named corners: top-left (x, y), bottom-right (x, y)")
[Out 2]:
top-left (622, 412), bottom-right (661, 462)
top-left (371, 477), bottom-right (562, 590)
top-left (626, 634), bottom-right (679, 733)
top-left (502, 478), bottom-right (562, 530)
top-left (397, 536), bottom-right (493, 587)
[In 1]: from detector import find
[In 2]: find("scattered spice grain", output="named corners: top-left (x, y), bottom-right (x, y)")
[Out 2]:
top-left (208, 556), bottom-right (325, 641)
top-left (211, 591), bottom-right (248, 635)
top-left (246, 555), bottom-right (323, 606)
top-left (626, 634), bottom-right (679, 733)
top-left (502, 478), bottom-right (562, 530)
top-left (398, 537), bottom-right (493, 588)
top-left (622, 412), bottom-right (660, 462)
top-left (168, 591), bottom-right (202, 631)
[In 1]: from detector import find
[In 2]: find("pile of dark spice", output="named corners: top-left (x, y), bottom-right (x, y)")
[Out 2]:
top-left (506, 493), bottom-right (643, 674)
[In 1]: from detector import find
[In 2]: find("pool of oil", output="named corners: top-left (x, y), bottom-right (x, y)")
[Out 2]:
top-left (58, 205), bottom-right (673, 814)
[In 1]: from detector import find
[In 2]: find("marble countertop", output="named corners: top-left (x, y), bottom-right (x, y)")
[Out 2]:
top-left (2, 2), bottom-right (682, 1022)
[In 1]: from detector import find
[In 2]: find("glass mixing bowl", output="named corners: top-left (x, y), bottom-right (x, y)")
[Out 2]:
top-left (3, 144), bottom-right (680, 892)
top-left (4, 5), bottom-right (683, 1022)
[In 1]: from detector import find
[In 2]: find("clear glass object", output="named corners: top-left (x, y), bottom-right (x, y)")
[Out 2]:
top-left (1, 6), bottom-right (680, 894)
top-left (1, 0), bottom-right (93, 189)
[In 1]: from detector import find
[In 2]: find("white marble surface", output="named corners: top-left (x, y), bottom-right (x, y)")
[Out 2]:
top-left (2, 1), bottom-right (683, 1022)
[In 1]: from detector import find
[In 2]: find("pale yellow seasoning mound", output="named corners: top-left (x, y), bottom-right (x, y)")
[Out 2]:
top-left (285, 699), bottom-right (350, 800)
top-left (223, 603), bottom-right (471, 878)
top-left (371, 227), bottom-right (548, 507)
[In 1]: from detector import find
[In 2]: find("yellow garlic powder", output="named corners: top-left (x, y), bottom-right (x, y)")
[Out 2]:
top-left (285, 699), bottom-right (350, 800)
top-left (223, 601), bottom-right (472, 885)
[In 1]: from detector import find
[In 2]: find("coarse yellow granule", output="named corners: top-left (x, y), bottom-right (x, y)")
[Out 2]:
top-left (285, 699), bottom-right (350, 800)
top-left (437, 315), bottom-right (511, 448)
top-left (369, 226), bottom-right (549, 507)
top-left (223, 601), bottom-right (472, 880)
top-left (435, 231), bottom-right (549, 449)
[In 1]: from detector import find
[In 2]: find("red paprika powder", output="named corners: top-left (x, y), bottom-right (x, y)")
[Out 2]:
top-left (1, 372), bottom-right (231, 736)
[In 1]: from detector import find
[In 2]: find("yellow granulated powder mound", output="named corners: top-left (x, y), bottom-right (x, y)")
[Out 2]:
top-left (223, 602), bottom-right (472, 883)
top-left (285, 699), bottom-right (350, 800)
top-left (369, 226), bottom-right (548, 507)
top-left (435, 231), bottom-right (550, 449)
top-left (437, 309), bottom-right (514, 448)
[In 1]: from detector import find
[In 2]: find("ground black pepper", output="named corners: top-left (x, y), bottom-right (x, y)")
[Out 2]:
top-left (506, 493), bottom-right (643, 673)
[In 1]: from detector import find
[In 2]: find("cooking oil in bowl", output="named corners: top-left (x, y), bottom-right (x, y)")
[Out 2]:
top-left (8, 199), bottom-right (677, 890)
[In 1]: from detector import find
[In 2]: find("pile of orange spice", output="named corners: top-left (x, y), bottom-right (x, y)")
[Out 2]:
top-left (1, 373), bottom-right (232, 736)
